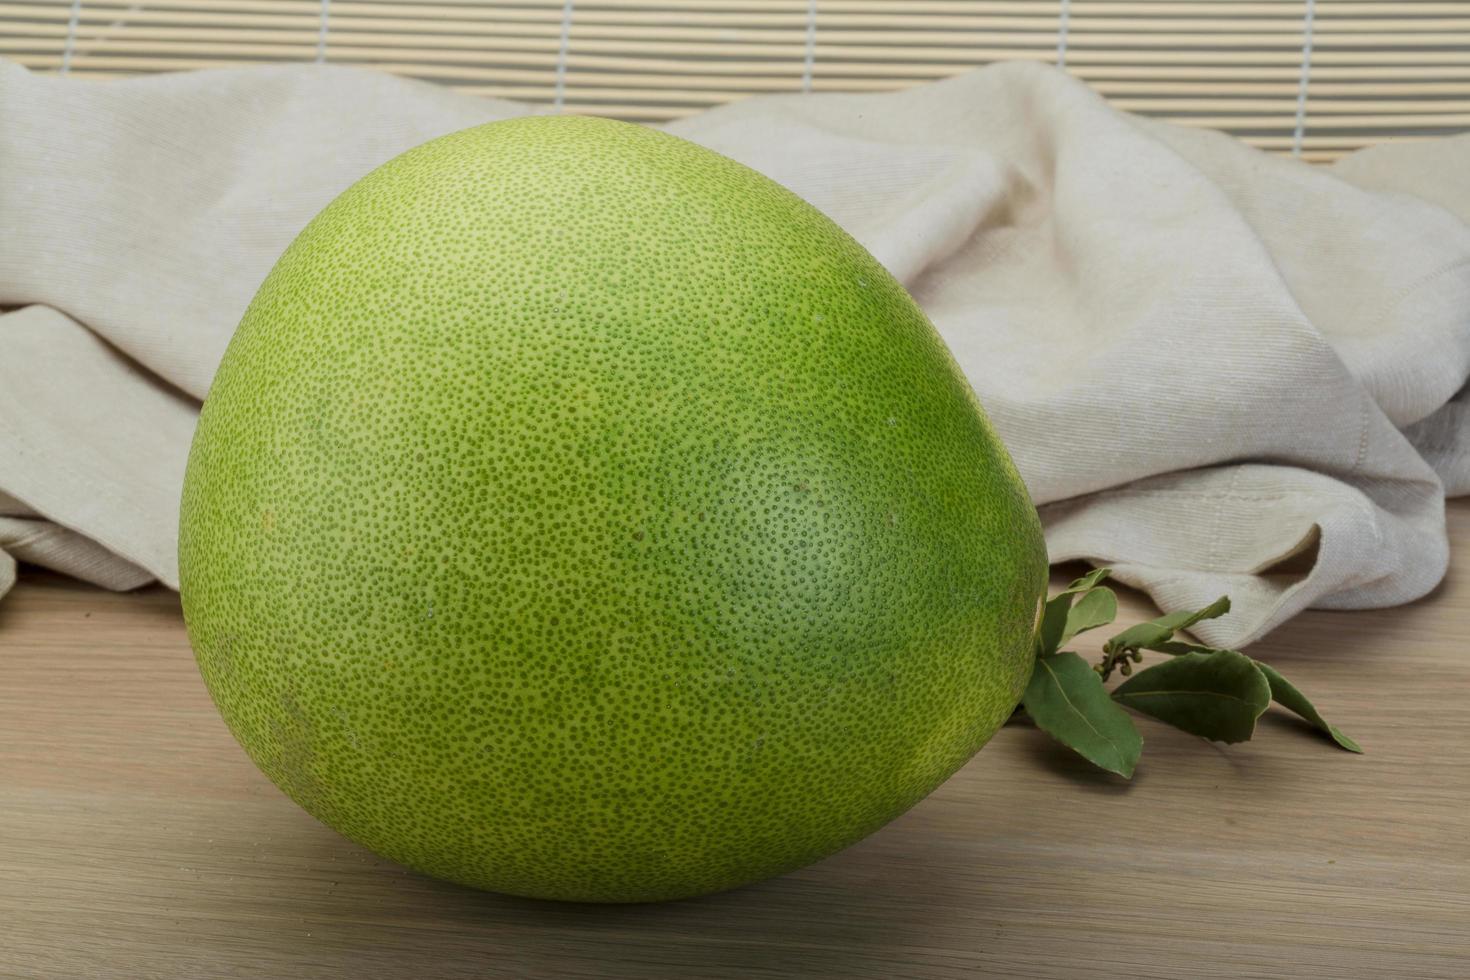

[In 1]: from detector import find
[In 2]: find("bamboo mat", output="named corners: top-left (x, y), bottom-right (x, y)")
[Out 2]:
top-left (4, 1), bottom-right (1469, 162)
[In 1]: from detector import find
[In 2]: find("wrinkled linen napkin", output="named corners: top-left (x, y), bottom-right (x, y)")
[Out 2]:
top-left (2, 58), bottom-right (1468, 648)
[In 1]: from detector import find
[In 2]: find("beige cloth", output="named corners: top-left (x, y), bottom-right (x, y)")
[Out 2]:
top-left (2, 59), bottom-right (1468, 648)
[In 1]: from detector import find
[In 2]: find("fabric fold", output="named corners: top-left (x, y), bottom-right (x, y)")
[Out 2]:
top-left (2, 58), bottom-right (1468, 648)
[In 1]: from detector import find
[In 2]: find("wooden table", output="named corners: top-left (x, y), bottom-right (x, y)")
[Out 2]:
top-left (4, 506), bottom-right (1469, 980)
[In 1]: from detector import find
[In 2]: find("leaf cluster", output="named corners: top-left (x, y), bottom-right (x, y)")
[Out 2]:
top-left (1020, 569), bottom-right (1361, 777)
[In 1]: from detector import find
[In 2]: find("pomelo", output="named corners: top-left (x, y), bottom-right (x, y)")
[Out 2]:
top-left (179, 115), bottom-right (1046, 903)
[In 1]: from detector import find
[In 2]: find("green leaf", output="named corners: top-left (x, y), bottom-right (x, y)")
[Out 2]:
top-left (1112, 650), bottom-right (1271, 744)
top-left (1159, 595), bottom-right (1231, 633)
top-left (1061, 587), bottom-right (1118, 647)
top-left (1255, 662), bottom-right (1363, 753)
top-left (1104, 596), bottom-right (1231, 656)
top-left (1036, 567), bottom-right (1113, 656)
top-left (1066, 566), bottom-right (1113, 594)
top-left (1149, 640), bottom-right (1233, 657)
top-left (1022, 651), bottom-right (1142, 777)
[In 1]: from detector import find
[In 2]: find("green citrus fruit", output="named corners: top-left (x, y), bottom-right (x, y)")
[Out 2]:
top-left (179, 115), bottom-right (1046, 903)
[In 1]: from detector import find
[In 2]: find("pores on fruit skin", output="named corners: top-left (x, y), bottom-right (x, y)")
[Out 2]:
top-left (178, 115), bottom-right (1047, 903)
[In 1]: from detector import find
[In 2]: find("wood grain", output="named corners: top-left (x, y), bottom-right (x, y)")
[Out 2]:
top-left (3, 505), bottom-right (1469, 979)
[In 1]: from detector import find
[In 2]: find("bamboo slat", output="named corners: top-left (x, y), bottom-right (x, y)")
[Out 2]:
top-left (3, 0), bottom-right (1467, 160)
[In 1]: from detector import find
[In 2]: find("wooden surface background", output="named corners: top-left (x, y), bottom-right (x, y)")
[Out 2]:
top-left (3, 504), bottom-right (1468, 979)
